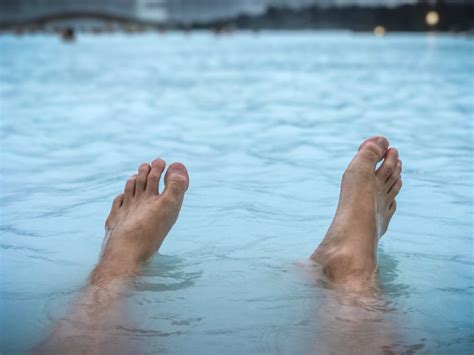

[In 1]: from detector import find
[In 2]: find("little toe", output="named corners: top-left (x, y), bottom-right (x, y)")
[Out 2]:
top-left (111, 193), bottom-right (124, 212)
top-left (389, 200), bottom-right (397, 215)
top-left (146, 158), bottom-right (166, 196)
top-left (377, 147), bottom-right (399, 182)
top-left (135, 163), bottom-right (151, 198)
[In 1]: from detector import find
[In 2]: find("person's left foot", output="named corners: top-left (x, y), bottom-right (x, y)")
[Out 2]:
top-left (311, 137), bottom-right (402, 290)
top-left (92, 159), bottom-right (189, 284)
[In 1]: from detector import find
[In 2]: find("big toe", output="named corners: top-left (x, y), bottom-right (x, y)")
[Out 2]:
top-left (162, 162), bottom-right (189, 203)
top-left (353, 136), bottom-right (389, 167)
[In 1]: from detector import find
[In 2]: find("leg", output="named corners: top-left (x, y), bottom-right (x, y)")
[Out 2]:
top-left (308, 136), bottom-right (403, 353)
top-left (311, 136), bottom-right (402, 291)
top-left (39, 159), bottom-right (189, 354)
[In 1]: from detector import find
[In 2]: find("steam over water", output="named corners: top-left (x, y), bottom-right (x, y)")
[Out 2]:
top-left (1, 32), bottom-right (473, 353)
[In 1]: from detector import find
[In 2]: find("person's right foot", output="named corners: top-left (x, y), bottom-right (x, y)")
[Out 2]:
top-left (311, 137), bottom-right (402, 290)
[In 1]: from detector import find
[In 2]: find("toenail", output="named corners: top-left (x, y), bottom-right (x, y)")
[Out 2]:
top-left (376, 137), bottom-right (388, 150)
top-left (152, 158), bottom-right (165, 167)
top-left (139, 163), bottom-right (149, 170)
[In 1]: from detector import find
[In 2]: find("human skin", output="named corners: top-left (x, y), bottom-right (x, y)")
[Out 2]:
top-left (39, 136), bottom-right (403, 354)
top-left (38, 159), bottom-right (189, 354)
top-left (311, 136), bottom-right (402, 291)
top-left (308, 136), bottom-right (403, 354)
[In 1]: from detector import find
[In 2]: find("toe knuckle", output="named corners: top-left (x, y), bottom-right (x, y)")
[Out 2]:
top-left (168, 175), bottom-right (188, 188)
top-left (384, 164), bottom-right (394, 176)
top-left (148, 172), bottom-right (160, 181)
top-left (161, 194), bottom-right (180, 207)
top-left (364, 144), bottom-right (382, 158)
top-left (344, 165), bottom-right (372, 182)
top-left (393, 181), bottom-right (402, 192)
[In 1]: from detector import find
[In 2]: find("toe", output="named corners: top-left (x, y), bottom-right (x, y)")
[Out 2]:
top-left (123, 174), bottom-right (137, 205)
top-left (384, 159), bottom-right (402, 192)
top-left (376, 148), bottom-right (399, 182)
top-left (146, 158), bottom-right (166, 196)
top-left (111, 193), bottom-right (124, 211)
top-left (162, 162), bottom-right (189, 203)
top-left (135, 163), bottom-right (151, 197)
top-left (106, 194), bottom-right (124, 229)
top-left (389, 200), bottom-right (397, 214)
top-left (388, 178), bottom-right (402, 200)
top-left (355, 136), bottom-right (389, 167)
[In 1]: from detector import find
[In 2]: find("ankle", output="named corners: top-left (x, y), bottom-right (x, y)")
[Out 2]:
top-left (320, 247), bottom-right (376, 284)
top-left (90, 255), bottom-right (139, 286)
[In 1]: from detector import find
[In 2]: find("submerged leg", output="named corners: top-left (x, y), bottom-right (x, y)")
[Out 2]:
top-left (311, 136), bottom-right (402, 291)
top-left (309, 137), bottom-right (403, 354)
top-left (38, 159), bottom-right (189, 354)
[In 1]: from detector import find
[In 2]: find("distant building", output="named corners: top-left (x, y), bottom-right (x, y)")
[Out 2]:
top-left (164, 0), bottom-right (267, 24)
top-left (135, 0), bottom-right (167, 22)
top-left (0, 0), bottom-right (471, 26)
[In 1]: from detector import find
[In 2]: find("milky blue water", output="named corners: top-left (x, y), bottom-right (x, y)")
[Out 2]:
top-left (0, 31), bottom-right (473, 354)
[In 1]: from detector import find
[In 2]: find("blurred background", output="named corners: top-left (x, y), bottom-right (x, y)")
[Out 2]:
top-left (1, 0), bottom-right (473, 34)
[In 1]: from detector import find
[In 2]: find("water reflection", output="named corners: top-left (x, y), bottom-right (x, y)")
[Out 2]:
top-left (378, 248), bottom-right (412, 299)
top-left (132, 254), bottom-right (203, 293)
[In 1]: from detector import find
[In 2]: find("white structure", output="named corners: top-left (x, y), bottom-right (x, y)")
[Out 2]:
top-left (135, 0), bottom-right (167, 22)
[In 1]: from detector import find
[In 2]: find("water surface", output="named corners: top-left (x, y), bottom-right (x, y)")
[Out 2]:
top-left (1, 31), bottom-right (473, 354)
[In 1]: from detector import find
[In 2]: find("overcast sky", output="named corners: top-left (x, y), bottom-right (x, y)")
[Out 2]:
top-left (165, 0), bottom-right (422, 22)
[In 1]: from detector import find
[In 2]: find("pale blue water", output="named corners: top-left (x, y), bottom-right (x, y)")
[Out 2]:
top-left (0, 32), bottom-right (473, 354)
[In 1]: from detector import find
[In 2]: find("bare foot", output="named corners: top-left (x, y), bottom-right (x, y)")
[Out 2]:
top-left (91, 159), bottom-right (189, 285)
top-left (311, 137), bottom-right (402, 290)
